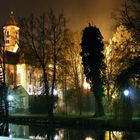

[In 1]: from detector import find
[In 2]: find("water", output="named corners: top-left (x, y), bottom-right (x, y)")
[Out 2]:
top-left (0, 123), bottom-right (140, 140)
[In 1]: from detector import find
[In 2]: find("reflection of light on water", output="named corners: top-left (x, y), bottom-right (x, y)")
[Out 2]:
top-left (59, 129), bottom-right (64, 139)
top-left (85, 137), bottom-right (95, 140)
top-left (29, 129), bottom-right (64, 140)
top-left (105, 131), bottom-right (123, 139)
top-left (9, 134), bottom-right (12, 138)
top-left (29, 135), bottom-right (47, 140)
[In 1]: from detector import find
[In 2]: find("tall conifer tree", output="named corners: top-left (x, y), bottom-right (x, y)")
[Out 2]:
top-left (80, 24), bottom-right (105, 116)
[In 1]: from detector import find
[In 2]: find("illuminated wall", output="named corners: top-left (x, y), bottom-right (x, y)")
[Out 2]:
top-left (16, 64), bottom-right (27, 90)
top-left (6, 64), bottom-right (16, 87)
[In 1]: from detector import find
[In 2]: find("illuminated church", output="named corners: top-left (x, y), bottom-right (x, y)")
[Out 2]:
top-left (0, 11), bottom-right (64, 113)
top-left (3, 11), bottom-right (41, 96)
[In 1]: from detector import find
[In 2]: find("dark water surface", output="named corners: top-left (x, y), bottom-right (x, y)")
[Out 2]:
top-left (0, 123), bottom-right (140, 140)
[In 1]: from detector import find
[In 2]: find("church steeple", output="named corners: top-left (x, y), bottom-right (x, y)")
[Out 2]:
top-left (7, 11), bottom-right (17, 26)
top-left (3, 11), bottom-right (20, 53)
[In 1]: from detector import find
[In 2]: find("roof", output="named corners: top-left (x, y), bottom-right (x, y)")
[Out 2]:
top-left (6, 11), bottom-right (17, 26)
top-left (13, 85), bottom-right (29, 96)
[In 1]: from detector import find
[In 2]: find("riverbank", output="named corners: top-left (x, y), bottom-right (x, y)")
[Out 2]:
top-left (7, 114), bottom-right (140, 131)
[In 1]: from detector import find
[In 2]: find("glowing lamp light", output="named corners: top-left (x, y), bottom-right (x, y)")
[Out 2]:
top-left (124, 90), bottom-right (129, 96)
top-left (54, 134), bottom-right (59, 140)
top-left (7, 95), bottom-right (13, 101)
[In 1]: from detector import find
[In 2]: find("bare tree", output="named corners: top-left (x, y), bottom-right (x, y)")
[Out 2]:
top-left (45, 9), bottom-right (70, 116)
top-left (19, 10), bottom-right (70, 117)
top-left (19, 14), bottom-right (50, 97)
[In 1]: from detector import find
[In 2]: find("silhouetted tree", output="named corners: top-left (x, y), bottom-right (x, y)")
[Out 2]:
top-left (80, 24), bottom-right (105, 116)
top-left (0, 29), bottom-right (8, 120)
top-left (19, 14), bottom-right (50, 96)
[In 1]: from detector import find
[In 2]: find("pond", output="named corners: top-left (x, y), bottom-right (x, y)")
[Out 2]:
top-left (0, 123), bottom-right (140, 140)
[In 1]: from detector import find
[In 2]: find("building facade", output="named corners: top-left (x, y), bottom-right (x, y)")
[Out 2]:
top-left (3, 11), bottom-right (42, 96)
top-left (1, 11), bottom-right (40, 113)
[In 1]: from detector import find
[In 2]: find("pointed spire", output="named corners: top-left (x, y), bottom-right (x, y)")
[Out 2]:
top-left (7, 10), bottom-right (17, 26)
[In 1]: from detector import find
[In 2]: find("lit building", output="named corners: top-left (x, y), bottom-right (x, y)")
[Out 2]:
top-left (3, 11), bottom-right (42, 96)
top-left (0, 11), bottom-right (43, 112)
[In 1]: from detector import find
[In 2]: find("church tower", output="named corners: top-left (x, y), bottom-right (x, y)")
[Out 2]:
top-left (3, 11), bottom-right (20, 53)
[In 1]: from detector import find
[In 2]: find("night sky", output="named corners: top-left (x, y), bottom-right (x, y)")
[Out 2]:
top-left (0, 0), bottom-right (122, 40)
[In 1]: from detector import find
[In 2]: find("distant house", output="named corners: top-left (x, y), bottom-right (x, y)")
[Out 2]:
top-left (6, 85), bottom-right (29, 113)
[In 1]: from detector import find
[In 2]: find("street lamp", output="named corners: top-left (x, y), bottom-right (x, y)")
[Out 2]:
top-left (7, 95), bottom-right (13, 101)
top-left (7, 95), bottom-right (14, 113)
top-left (123, 90), bottom-right (130, 96)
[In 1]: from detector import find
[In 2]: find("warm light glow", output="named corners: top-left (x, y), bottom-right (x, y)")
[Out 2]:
top-left (13, 43), bottom-right (19, 53)
top-left (112, 94), bottom-right (117, 99)
top-left (3, 25), bottom-right (19, 52)
top-left (83, 80), bottom-right (90, 90)
top-left (48, 64), bottom-right (53, 68)
top-left (17, 64), bottom-right (26, 89)
top-left (85, 137), bottom-right (94, 140)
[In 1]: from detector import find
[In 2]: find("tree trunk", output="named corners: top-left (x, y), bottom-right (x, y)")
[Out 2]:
top-left (42, 66), bottom-right (51, 116)
top-left (42, 67), bottom-right (49, 96)
top-left (94, 93), bottom-right (104, 117)
top-left (50, 38), bottom-right (57, 117)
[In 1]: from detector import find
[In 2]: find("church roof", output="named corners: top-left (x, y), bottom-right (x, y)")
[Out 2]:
top-left (6, 11), bottom-right (17, 26)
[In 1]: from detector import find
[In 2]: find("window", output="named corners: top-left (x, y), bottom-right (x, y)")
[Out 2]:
top-left (6, 31), bottom-right (10, 37)
top-left (6, 40), bottom-right (9, 44)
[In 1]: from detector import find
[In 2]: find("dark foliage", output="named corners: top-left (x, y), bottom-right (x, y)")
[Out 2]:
top-left (80, 24), bottom-right (106, 116)
top-left (29, 95), bottom-right (58, 114)
top-left (115, 58), bottom-right (140, 89)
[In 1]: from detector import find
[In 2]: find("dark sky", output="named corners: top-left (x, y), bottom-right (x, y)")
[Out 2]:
top-left (0, 0), bottom-right (122, 40)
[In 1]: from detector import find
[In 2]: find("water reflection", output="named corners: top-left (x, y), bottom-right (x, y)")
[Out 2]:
top-left (0, 123), bottom-right (9, 136)
top-left (0, 123), bottom-right (140, 140)
top-left (9, 124), bottom-right (29, 138)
